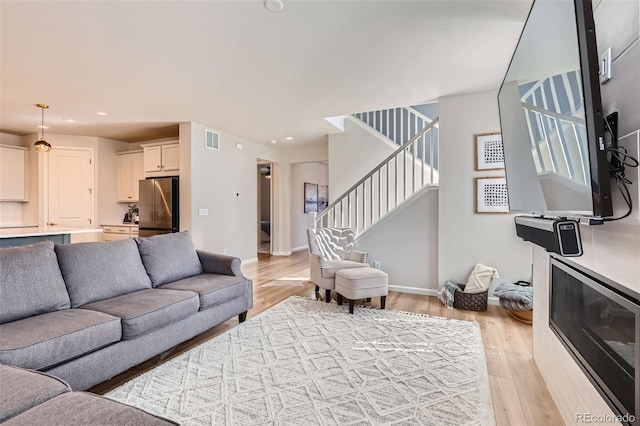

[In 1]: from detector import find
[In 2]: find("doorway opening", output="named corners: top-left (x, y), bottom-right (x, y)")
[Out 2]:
top-left (257, 161), bottom-right (272, 255)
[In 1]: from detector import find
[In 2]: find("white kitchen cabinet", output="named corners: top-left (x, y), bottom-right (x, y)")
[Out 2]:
top-left (102, 224), bottom-right (138, 241)
top-left (161, 144), bottom-right (180, 172)
top-left (0, 145), bottom-right (29, 201)
top-left (143, 146), bottom-right (162, 174)
top-left (116, 150), bottom-right (144, 202)
top-left (141, 141), bottom-right (179, 177)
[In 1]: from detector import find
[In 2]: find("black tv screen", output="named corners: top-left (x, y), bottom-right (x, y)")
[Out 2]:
top-left (498, 0), bottom-right (612, 218)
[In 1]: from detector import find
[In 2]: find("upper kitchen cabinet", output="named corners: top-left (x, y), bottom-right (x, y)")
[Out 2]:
top-left (0, 145), bottom-right (29, 201)
top-left (142, 141), bottom-right (179, 177)
top-left (116, 150), bottom-right (144, 202)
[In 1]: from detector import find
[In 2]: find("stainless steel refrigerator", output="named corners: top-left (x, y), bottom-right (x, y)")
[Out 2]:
top-left (138, 177), bottom-right (179, 237)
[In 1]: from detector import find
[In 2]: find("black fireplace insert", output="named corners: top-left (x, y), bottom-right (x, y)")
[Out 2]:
top-left (550, 257), bottom-right (639, 425)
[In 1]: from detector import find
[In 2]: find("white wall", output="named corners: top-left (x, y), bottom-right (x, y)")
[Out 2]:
top-left (328, 118), bottom-right (397, 202)
top-left (357, 188), bottom-right (439, 293)
top-left (438, 90), bottom-right (532, 295)
top-left (0, 132), bottom-right (24, 146)
top-left (290, 162), bottom-right (328, 250)
top-left (181, 122), bottom-right (283, 262)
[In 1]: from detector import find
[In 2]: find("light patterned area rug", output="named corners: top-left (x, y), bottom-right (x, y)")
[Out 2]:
top-left (106, 296), bottom-right (495, 425)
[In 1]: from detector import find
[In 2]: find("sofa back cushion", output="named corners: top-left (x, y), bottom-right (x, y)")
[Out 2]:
top-left (55, 239), bottom-right (152, 307)
top-left (0, 241), bottom-right (71, 324)
top-left (135, 231), bottom-right (202, 287)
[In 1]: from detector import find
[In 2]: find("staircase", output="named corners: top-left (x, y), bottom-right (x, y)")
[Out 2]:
top-left (353, 106), bottom-right (437, 148)
top-left (315, 107), bottom-right (439, 237)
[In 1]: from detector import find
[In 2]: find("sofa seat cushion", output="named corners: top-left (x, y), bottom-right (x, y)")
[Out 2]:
top-left (135, 231), bottom-right (203, 287)
top-left (55, 239), bottom-right (152, 308)
top-left (0, 365), bottom-right (70, 423)
top-left (0, 309), bottom-right (121, 371)
top-left (320, 259), bottom-right (370, 279)
top-left (80, 289), bottom-right (199, 340)
top-left (0, 241), bottom-right (70, 324)
top-left (3, 392), bottom-right (178, 426)
top-left (160, 273), bottom-right (250, 310)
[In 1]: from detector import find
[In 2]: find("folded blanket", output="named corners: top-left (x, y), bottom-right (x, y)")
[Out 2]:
top-left (494, 283), bottom-right (533, 311)
top-left (439, 280), bottom-right (461, 309)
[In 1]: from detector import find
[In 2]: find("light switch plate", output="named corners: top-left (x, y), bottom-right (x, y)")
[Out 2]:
top-left (600, 47), bottom-right (612, 84)
top-left (198, 208), bottom-right (209, 216)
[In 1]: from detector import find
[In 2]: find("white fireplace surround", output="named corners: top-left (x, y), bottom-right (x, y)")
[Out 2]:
top-left (533, 220), bottom-right (640, 426)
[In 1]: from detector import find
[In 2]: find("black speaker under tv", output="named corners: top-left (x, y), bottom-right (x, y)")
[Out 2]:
top-left (498, 0), bottom-right (613, 218)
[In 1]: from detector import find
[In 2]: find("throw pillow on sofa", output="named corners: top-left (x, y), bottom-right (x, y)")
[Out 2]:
top-left (135, 231), bottom-right (203, 287)
top-left (55, 239), bottom-right (152, 307)
top-left (0, 241), bottom-right (70, 323)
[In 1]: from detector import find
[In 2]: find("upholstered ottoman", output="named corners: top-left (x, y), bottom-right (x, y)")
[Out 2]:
top-left (335, 267), bottom-right (388, 314)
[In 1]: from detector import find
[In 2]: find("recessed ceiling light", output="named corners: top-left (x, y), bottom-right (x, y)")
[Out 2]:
top-left (285, 136), bottom-right (293, 140)
top-left (37, 125), bottom-right (49, 129)
top-left (96, 111), bottom-right (109, 116)
top-left (270, 140), bottom-right (277, 144)
top-left (264, 0), bottom-right (284, 13)
top-left (63, 118), bottom-right (76, 123)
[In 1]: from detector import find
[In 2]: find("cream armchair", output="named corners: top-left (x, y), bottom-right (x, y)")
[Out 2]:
top-left (306, 228), bottom-right (369, 302)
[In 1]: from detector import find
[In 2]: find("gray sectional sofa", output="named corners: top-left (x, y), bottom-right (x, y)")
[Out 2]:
top-left (0, 364), bottom-right (177, 425)
top-left (0, 231), bottom-right (253, 391)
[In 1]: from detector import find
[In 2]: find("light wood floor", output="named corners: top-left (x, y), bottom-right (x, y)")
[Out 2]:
top-left (91, 250), bottom-right (563, 425)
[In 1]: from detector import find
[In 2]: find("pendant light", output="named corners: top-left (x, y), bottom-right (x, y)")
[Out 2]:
top-left (34, 104), bottom-right (52, 153)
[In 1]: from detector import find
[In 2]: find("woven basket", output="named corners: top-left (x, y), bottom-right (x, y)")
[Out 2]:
top-left (453, 284), bottom-right (488, 312)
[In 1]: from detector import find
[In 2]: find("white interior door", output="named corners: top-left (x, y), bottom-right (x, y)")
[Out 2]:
top-left (48, 148), bottom-right (94, 241)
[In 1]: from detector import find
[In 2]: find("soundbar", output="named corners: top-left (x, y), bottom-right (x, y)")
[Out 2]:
top-left (514, 216), bottom-right (583, 257)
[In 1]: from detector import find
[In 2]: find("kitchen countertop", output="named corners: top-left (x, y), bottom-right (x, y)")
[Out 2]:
top-left (0, 227), bottom-right (103, 239)
top-left (101, 223), bottom-right (139, 227)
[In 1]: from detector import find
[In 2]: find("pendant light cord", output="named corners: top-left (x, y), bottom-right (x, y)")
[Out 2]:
top-left (41, 107), bottom-right (45, 140)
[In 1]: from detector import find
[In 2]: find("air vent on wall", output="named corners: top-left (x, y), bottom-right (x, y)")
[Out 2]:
top-left (205, 129), bottom-right (219, 150)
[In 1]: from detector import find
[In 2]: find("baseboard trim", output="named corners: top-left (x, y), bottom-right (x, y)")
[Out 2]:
top-left (291, 246), bottom-right (307, 253)
top-left (388, 285), bottom-right (439, 296)
top-left (388, 286), bottom-right (500, 306)
top-left (241, 258), bottom-right (258, 265)
top-left (272, 251), bottom-right (291, 256)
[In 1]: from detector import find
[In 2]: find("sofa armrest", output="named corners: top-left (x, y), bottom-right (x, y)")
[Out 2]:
top-left (196, 250), bottom-right (244, 277)
top-left (345, 250), bottom-right (368, 264)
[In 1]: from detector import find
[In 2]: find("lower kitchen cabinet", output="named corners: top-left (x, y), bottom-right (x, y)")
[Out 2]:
top-left (102, 225), bottom-right (139, 241)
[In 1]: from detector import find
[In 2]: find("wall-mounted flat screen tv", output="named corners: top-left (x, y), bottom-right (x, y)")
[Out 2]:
top-left (498, 0), bottom-right (613, 218)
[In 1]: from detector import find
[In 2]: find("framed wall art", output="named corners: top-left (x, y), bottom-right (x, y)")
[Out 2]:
top-left (317, 185), bottom-right (328, 213)
top-left (475, 133), bottom-right (504, 170)
top-left (475, 177), bottom-right (510, 214)
top-left (304, 182), bottom-right (318, 213)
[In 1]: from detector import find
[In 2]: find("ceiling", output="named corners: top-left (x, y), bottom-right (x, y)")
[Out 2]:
top-left (0, 0), bottom-right (531, 145)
